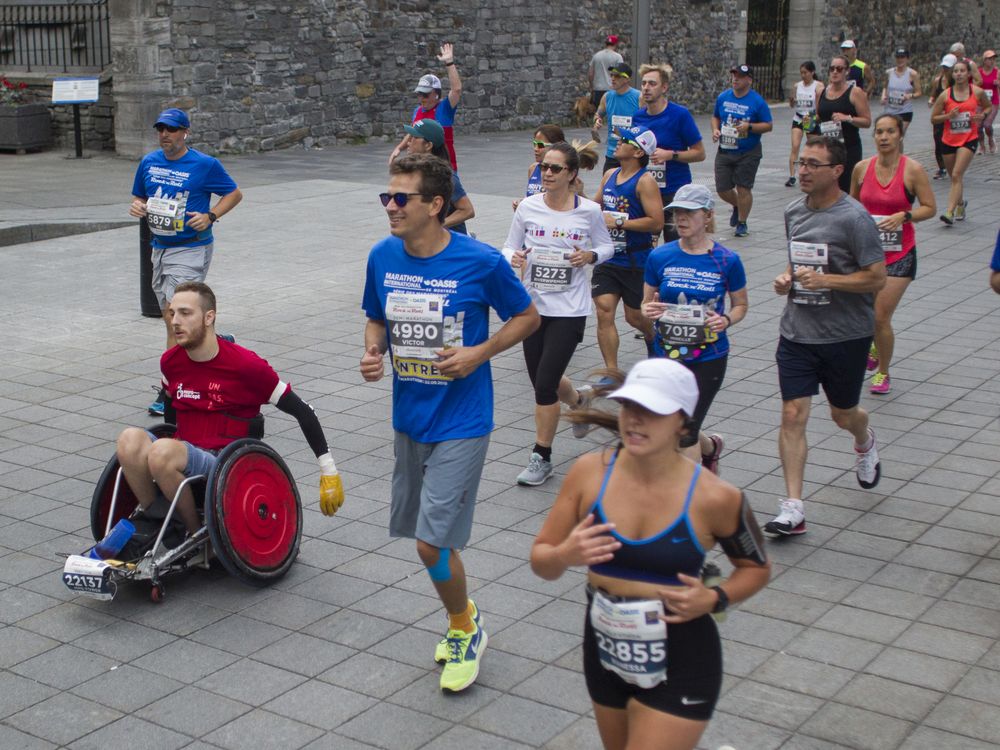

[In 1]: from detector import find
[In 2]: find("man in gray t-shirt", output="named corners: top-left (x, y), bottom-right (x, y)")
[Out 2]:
top-left (765, 136), bottom-right (887, 539)
top-left (589, 35), bottom-right (624, 108)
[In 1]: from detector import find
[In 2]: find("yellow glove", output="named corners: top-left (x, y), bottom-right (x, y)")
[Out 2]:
top-left (317, 453), bottom-right (344, 516)
top-left (319, 473), bottom-right (344, 516)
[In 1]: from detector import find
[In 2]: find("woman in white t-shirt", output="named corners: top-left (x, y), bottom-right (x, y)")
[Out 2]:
top-left (503, 142), bottom-right (614, 487)
top-left (786, 61), bottom-right (824, 187)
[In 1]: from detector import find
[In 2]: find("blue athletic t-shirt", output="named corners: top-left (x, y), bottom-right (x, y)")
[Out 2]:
top-left (362, 233), bottom-right (532, 443)
top-left (632, 103), bottom-right (703, 195)
top-left (450, 172), bottom-right (469, 235)
top-left (526, 163), bottom-right (543, 197)
top-left (712, 89), bottom-right (773, 152)
top-left (991, 229), bottom-right (1000, 272)
top-left (603, 88), bottom-right (641, 157)
top-left (644, 241), bottom-right (747, 363)
top-left (131, 148), bottom-right (238, 249)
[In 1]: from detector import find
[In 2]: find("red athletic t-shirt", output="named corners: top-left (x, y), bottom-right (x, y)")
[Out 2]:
top-left (160, 338), bottom-right (288, 450)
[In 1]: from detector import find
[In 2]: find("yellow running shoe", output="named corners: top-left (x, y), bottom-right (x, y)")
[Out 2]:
top-left (439, 620), bottom-right (487, 693)
top-left (434, 600), bottom-right (481, 663)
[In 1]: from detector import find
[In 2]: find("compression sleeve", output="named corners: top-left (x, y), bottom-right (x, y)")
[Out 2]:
top-left (275, 388), bottom-right (329, 458)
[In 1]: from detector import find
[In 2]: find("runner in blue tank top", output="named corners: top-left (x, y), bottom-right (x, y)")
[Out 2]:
top-left (514, 124), bottom-right (566, 211)
top-left (588, 126), bottom-right (663, 377)
top-left (531, 359), bottom-right (769, 750)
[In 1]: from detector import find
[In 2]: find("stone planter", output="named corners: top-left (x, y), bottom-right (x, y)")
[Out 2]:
top-left (0, 103), bottom-right (52, 152)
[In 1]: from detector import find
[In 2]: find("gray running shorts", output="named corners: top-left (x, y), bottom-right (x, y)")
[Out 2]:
top-left (152, 243), bottom-right (214, 309)
top-left (390, 431), bottom-right (490, 549)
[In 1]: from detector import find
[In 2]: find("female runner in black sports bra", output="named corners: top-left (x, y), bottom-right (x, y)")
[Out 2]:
top-left (531, 358), bottom-right (770, 750)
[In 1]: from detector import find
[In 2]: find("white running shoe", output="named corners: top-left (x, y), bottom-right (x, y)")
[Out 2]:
top-left (516, 452), bottom-right (553, 486)
top-left (763, 499), bottom-right (806, 537)
top-left (855, 428), bottom-right (881, 489)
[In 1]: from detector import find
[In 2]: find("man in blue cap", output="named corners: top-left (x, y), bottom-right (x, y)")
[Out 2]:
top-left (129, 108), bottom-right (243, 416)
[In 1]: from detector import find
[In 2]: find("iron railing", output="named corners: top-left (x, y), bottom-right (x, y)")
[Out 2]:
top-left (0, 0), bottom-right (111, 73)
top-left (745, 0), bottom-right (789, 101)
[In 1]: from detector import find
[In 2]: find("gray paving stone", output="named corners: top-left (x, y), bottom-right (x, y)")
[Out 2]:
top-left (0, 724), bottom-right (58, 750)
top-left (840, 583), bottom-right (936, 620)
top-left (894, 623), bottom-right (994, 665)
top-left (835, 673), bottom-right (943, 723)
top-left (5, 692), bottom-right (122, 746)
top-left (0, 670), bottom-right (59, 719)
top-left (813, 605), bottom-right (911, 644)
top-left (489, 620), bottom-right (580, 662)
top-left (203, 709), bottom-right (323, 750)
top-left (0, 624), bottom-right (58, 668)
top-left (72, 619), bottom-right (175, 662)
top-left (263, 679), bottom-right (378, 731)
top-left (467, 693), bottom-right (579, 746)
top-left (698, 711), bottom-right (790, 750)
top-left (925, 695), bottom-right (1000, 744)
top-left (319, 651), bottom-right (426, 699)
top-left (133, 639), bottom-right (241, 683)
top-left (752, 652), bottom-right (855, 699)
top-left (782, 628), bottom-right (884, 672)
top-left (543, 717), bottom-right (605, 750)
top-left (799, 702), bottom-right (912, 750)
top-left (389, 671), bottom-right (502, 722)
top-left (187, 614), bottom-right (291, 657)
top-left (10, 642), bottom-right (118, 689)
top-left (867, 562), bottom-right (960, 597)
top-left (304, 608), bottom-right (403, 650)
top-left (510, 664), bottom-right (591, 713)
top-left (137, 685), bottom-right (250, 736)
top-left (66, 716), bottom-right (191, 750)
top-left (864, 646), bottom-right (969, 692)
top-left (70, 664), bottom-right (184, 713)
top-left (718, 679), bottom-right (823, 730)
top-left (900, 726), bottom-right (999, 750)
top-left (921, 600), bottom-right (1000, 639)
top-left (338, 702), bottom-right (451, 750)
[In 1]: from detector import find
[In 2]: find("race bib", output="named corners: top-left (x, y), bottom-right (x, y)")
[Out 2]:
top-left (647, 162), bottom-right (666, 189)
top-left (871, 215), bottom-right (902, 253)
top-left (950, 112), bottom-right (972, 133)
top-left (888, 91), bottom-right (906, 107)
top-left (589, 590), bottom-right (667, 689)
top-left (146, 196), bottom-right (181, 236)
top-left (607, 212), bottom-right (628, 255)
top-left (530, 249), bottom-right (573, 290)
top-left (611, 115), bottom-right (633, 130)
top-left (385, 292), bottom-right (453, 381)
top-left (656, 303), bottom-right (717, 345)
top-left (62, 555), bottom-right (115, 600)
top-left (720, 124), bottom-right (740, 150)
top-left (789, 240), bottom-right (831, 305)
top-left (819, 119), bottom-right (843, 142)
top-left (795, 97), bottom-right (813, 111)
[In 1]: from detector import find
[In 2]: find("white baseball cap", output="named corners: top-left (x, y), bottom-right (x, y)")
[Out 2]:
top-left (618, 126), bottom-right (657, 156)
top-left (666, 183), bottom-right (715, 211)
top-left (608, 359), bottom-right (699, 417)
top-left (941, 53), bottom-right (958, 68)
top-left (414, 74), bottom-right (442, 93)
top-left (840, 40), bottom-right (856, 49)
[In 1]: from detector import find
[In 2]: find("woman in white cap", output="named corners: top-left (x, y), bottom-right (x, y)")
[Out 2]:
top-left (641, 183), bottom-right (748, 475)
top-left (530, 358), bottom-right (770, 750)
top-left (503, 142), bottom-right (615, 486)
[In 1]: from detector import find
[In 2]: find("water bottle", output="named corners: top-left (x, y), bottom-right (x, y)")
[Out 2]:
top-left (87, 519), bottom-right (136, 560)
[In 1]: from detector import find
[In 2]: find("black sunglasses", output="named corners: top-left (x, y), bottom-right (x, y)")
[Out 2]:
top-left (379, 192), bottom-right (425, 207)
top-left (539, 162), bottom-right (567, 174)
top-left (155, 124), bottom-right (181, 133)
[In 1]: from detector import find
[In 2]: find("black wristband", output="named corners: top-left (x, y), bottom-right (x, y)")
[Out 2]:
top-left (445, 61), bottom-right (456, 66)
top-left (711, 585), bottom-right (729, 613)
top-left (722, 313), bottom-right (732, 327)
top-left (208, 211), bottom-right (218, 223)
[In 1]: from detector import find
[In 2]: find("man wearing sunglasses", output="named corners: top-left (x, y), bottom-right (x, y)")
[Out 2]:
top-left (361, 154), bottom-right (539, 693)
top-left (593, 62), bottom-right (641, 173)
top-left (389, 43), bottom-right (463, 170)
top-left (129, 108), bottom-right (243, 417)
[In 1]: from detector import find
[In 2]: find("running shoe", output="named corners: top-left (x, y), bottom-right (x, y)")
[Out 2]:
top-left (219, 333), bottom-right (236, 343)
top-left (729, 206), bottom-right (739, 227)
top-left (701, 434), bottom-right (724, 475)
top-left (435, 600), bottom-right (482, 664)
top-left (955, 200), bottom-right (968, 221)
top-left (866, 343), bottom-right (879, 372)
top-left (855, 428), bottom-right (881, 489)
top-left (439, 620), bottom-right (487, 693)
top-left (516, 452), bottom-right (553, 486)
top-left (784, 176), bottom-right (796, 187)
top-left (940, 211), bottom-right (954, 225)
top-left (870, 372), bottom-right (891, 394)
top-left (571, 385), bottom-right (595, 439)
top-left (933, 168), bottom-right (947, 180)
top-left (148, 386), bottom-right (165, 416)
top-left (763, 499), bottom-right (806, 537)
top-left (734, 222), bottom-right (749, 237)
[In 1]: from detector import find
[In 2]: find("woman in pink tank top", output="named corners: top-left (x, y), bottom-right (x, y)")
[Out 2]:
top-left (849, 113), bottom-right (936, 394)
top-left (979, 50), bottom-right (998, 153)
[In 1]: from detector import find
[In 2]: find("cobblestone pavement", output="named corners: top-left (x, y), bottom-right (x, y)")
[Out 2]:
top-left (1, 102), bottom-right (999, 750)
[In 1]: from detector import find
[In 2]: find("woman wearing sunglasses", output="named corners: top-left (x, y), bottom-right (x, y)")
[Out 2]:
top-left (849, 113), bottom-right (935, 395)
top-left (817, 55), bottom-right (871, 192)
top-left (530, 358), bottom-right (769, 750)
top-left (516, 125), bottom-right (600, 209)
top-left (503, 142), bottom-right (614, 486)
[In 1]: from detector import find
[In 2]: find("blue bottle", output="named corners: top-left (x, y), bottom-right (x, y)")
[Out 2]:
top-left (87, 519), bottom-right (136, 560)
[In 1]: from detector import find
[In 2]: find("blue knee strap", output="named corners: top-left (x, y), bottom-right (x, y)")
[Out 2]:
top-left (426, 548), bottom-right (451, 582)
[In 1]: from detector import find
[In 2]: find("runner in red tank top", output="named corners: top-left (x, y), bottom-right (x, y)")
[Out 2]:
top-left (850, 114), bottom-right (936, 394)
top-left (930, 60), bottom-right (993, 223)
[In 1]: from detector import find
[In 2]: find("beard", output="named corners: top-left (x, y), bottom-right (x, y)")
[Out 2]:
top-left (178, 322), bottom-right (209, 350)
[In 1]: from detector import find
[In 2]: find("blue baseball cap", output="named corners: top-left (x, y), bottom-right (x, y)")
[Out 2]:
top-left (154, 108), bottom-right (190, 129)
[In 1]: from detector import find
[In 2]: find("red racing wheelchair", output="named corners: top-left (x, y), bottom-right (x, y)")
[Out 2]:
top-left (62, 422), bottom-right (303, 603)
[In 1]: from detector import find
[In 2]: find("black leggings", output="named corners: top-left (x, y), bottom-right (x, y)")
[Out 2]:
top-left (522, 315), bottom-right (586, 405)
top-left (679, 356), bottom-right (727, 448)
top-left (933, 123), bottom-right (946, 170)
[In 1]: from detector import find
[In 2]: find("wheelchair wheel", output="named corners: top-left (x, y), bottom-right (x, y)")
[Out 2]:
top-left (90, 423), bottom-right (177, 542)
top-left (205, 439), bottom-right (302, 587)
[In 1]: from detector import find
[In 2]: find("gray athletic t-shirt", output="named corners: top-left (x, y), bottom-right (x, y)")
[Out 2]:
top-left (780, 193), bottom-right (883, 344)
top-left (591, 48), bottom-right (624, 91)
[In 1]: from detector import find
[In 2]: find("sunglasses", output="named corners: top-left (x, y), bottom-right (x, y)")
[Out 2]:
top-left (155, 124), bottom-right (181, 133)
top-left (532, 140), bottom-right (552, 148)
top-left (829, 65), bottom-right (847, 72)
top-left (539, 162), bottom-right (567, 174)
top-left (379, 192), bottom-right (425, 207)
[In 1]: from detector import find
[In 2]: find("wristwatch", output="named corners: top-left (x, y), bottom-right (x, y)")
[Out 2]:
top-left (208, 211), bottom-right (218, 223)
top-left (903, 210), bottom-right (912, 222)
top-left (671, 151), bottom-right (680, 161)
top-left (711, 586), bottom-right (729, 614)
top-left (614, 216), bottom-right (625, 228)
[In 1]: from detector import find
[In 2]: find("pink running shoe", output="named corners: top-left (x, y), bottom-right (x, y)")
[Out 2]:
top-left (866, 344), bottom-right (879, 372)
top-left (870, 372), bottom-right (891, 394)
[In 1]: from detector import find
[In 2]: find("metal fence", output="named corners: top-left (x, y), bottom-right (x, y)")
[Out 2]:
top-left (745, 0), bottom-right (789, 101)
top-left (0, 0), bottom-right (111, 73)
